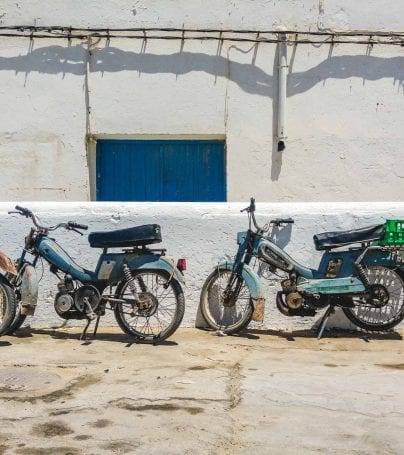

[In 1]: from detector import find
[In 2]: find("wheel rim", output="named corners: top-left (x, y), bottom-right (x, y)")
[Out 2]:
top-left (204, 270), bottom-right (252, 330)
top-left (351, 266), bottom-right (404, 327)
top-left (117, 271), bottom-right (178, 339)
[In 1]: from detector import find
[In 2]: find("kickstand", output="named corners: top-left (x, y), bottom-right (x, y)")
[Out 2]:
top-left (80, 318), bottom-right (91, 341)
top-left (317, 306), bottom-right (335, 340)
top-left (92, 315), bottom-right (100, 339)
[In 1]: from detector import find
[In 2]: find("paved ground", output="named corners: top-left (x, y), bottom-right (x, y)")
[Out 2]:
top-left (0, 327), bottom-right (403, 455)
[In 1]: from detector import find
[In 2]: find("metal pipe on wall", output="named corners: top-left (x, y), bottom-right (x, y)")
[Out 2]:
top-left (277, 33), bottom-right (288, 151)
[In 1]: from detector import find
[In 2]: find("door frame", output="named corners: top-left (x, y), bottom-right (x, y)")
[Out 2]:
top-left (87, 134), bottom-right (226, 201)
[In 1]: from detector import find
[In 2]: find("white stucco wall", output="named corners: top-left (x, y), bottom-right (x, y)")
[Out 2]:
top-left (0, 1), bottom-right (403, 202)
top-left (0, 201), bottom-right (403, 331)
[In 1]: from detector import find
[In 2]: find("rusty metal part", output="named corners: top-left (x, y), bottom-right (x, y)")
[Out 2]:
top-left (281, 278), bottom-right (296, 293)
top-left (251, 298), bottom-right (265, 322)
top-left (286, 292), bottom-right (303, 310)
top-left (20, 265), bottom-right (38, 315)
top-left (0, 251), bottom-right (17, 276)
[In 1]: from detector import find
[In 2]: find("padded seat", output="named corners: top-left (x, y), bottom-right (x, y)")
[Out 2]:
top-left (88, 224), bottom-right (162, 248)
top-left (313, 224), bottom-right (384, 251)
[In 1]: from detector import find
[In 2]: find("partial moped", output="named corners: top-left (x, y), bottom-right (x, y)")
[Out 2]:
top-left (200, 198), bottom-right (404, 338)
top-left (0, 206), bottom-right (186, 343)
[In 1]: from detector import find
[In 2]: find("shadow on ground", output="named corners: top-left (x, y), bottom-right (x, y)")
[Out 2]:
top-left (7, 327), bottom-right (178, 347)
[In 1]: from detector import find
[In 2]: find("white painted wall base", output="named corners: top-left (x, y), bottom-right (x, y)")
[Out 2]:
top-left (1, 202), bottom-right (403, 332)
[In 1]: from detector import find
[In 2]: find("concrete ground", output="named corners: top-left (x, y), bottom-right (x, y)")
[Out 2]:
top-left (0, 327), bottom-right (403, 455)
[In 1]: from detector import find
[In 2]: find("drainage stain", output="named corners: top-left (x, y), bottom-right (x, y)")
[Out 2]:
top-left (16, 448), bottom-right (79, 455)
top-left (74, 435), bottom-right (92, 441)
top-left (112, 399), bottom-right (203, 415)
top-left (2, 374), bottom-right (100, 403)
top-left (101, 441), bottom-right (140, 453)
top-left (90, 419), bottom-right (112, 428)
top-left (379, 363), bottom-right (404, 370)
top-left (31, 421), bottom-right (74, 438)
top-left (188, 365), bottom-right (212, 371)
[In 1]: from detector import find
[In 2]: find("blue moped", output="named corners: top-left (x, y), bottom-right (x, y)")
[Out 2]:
top-left (0, 206), bottom-right (186, 343)
top-left (200, 198), bottom-right (404, 338)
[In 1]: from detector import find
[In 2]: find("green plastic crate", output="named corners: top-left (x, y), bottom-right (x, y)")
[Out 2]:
top-left (381, 220), bottom-right (404, 245)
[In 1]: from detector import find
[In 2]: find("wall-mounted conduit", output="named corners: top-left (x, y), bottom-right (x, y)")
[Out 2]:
top-left (0, 26), bottom-right (403, 45)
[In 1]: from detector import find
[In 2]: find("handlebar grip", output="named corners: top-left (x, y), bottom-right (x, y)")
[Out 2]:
top-left (273, 218), bottom-right (295, 225)
top-left (15, 205), bottom-right (32, 217)
top-left (240, 197), bottom-right (256, 213)
top-left (250, 197), bottom-right (256, 213)
top-left (68, 221), bottom-right (88, 230)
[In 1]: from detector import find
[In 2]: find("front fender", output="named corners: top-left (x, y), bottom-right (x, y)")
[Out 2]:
top-left (218, 260), bottom-right (263, 301)
top-left (127, 255), bottom-right (185, 285)
top-left (20, 264), bottom-right (38, 315)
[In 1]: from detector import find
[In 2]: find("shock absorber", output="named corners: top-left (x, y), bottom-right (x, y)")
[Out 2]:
top-left (355, 263), bottom-right (370, 287)
top-left (123, 264), bottom-right (139, 299)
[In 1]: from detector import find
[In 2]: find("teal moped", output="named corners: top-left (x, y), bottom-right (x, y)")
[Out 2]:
top-left (0, 206), bottom-right (186, 343)
top-left (200, 198), bottom-right (404, 338)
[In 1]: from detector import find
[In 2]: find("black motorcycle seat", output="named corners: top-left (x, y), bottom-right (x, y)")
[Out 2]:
top-left (313, 224), bottom-right (384, 251)
top-left (88, 224), bottom-right (162, 248)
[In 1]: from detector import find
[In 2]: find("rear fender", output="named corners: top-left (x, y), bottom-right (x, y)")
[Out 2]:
top-left (217, 260), bottom-right (264, 301)
top-left (126, 256), bottom-right (185, 285)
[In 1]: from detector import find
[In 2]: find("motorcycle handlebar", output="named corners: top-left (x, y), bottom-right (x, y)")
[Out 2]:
top-left (68, 221), bottom-right (88, 231)
top-left (10, 206), bottom-right (88, 234)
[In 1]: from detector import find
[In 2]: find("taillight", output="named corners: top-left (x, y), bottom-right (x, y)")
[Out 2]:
top-left (177, 258), bottom-right (187, 272)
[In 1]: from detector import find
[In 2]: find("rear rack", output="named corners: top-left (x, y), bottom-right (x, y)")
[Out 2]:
top-left (122, 246), bottom-right (167, 255)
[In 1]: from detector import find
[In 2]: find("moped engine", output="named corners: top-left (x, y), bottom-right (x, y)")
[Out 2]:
top-left (54, 276), bottom-right (101, 319)
top-left (74, 285), bottom-right (101, 314)
top-left (54, 292), bottom-right (75, 317)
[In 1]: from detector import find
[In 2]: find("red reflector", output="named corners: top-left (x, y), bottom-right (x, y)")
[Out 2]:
top-left (177, 258), bottom-right (187, 272)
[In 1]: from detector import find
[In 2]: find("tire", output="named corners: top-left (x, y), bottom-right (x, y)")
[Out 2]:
top-left (343, 266), bottom-right (404, 331)
top-left (200, 268), bottom-right (254, 335)
top-left (114, 269), bottom-right (185, 344)
top-left (4, 306), bottom-right (26, 335)
top-left (0, 281), bottom-right (17, 336)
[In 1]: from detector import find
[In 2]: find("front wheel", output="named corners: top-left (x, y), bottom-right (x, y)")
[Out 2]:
top-left (200, 269), bottom-right (254, 335)
top-left (114, 270), bottom-right (185, 344)
top-left (0, 281), bottom-right (17, 336)
top-left (5, 307), bottom-right (26, 335)
top-left (343, 266), bottom-right (404, 331)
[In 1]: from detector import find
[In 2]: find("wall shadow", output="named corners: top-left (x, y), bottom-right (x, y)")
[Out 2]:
top-left (0, 45), bottom-right (403, 98)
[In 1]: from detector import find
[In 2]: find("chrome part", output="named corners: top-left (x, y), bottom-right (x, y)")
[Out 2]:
top-left (123, 263), bottom-right (139, 299)
top-left (54, 292), bottom-right (74, 316)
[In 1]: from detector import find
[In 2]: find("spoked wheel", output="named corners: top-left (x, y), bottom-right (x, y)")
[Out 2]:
top-left (200, 269), bottom-right (254, 335)
top-left (114, 270), bottom-right (185, 344)
top-left (0, 281), bottom-right (17, 336)
top-left (343, 266), bottom-right (404, 331)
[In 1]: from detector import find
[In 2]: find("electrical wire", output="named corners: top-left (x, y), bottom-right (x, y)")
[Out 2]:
top-left (0, 26), bottom-right (402, 46)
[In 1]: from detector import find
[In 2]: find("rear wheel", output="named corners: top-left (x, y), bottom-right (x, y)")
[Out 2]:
top-left (200, 269), bottom-right (254, 335)
top-left (114, 270), bottom-right (185, 344)
top-left (343, 266), bottom-right (404, 331)
top-left (0, 281), bottom-right (17, 336)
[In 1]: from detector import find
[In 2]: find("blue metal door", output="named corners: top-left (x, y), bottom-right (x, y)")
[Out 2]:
top-left (96, 140), bottom-right (226, 202)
